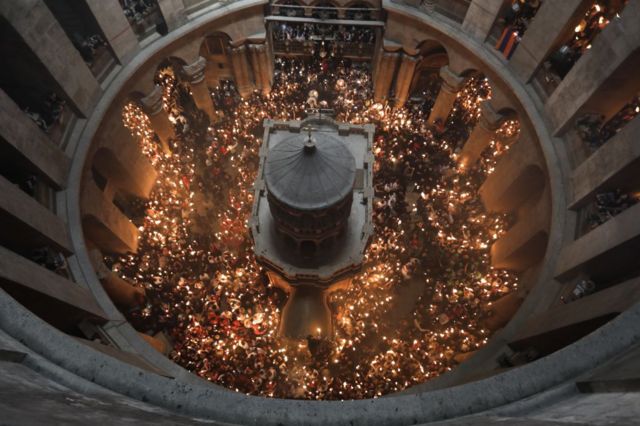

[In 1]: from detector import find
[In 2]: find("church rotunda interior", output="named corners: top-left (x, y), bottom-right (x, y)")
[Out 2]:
top-left (1, 0), bottom-right (640, 424)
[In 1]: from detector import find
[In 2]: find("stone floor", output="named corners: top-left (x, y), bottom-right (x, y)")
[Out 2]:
top-left (0, 357), bottom-right (217, 426)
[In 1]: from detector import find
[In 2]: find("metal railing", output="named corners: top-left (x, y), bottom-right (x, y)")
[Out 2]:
top-left (395, 0), bottom-right (470, 24)
top-left (268, 3), bottom-right (381, 20)
top-left (273, 40), bottom-right (375, 57)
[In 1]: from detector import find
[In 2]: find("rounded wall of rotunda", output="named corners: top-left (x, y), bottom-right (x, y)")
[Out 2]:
top-left (4, 0), bottom-right (640, 424)
top-left (72, 0), bottom-right (559, 402)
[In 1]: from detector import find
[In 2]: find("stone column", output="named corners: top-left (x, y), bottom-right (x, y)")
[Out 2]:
top-left (156, 0), bottom-right (187, 32)
top-left (182, 56), bottom-right (216, 121)
top-left (140, 85), bottom-right (173, 154)
top-left (248, 44), bottom-right (265, 95)
top-left (229, 45), bottom-right (254, 98)
top-left (393, 54), bottom-right (420, 108)
top-left (510, 0), bottom-right (590, 82)
top-left (248, 44), bottom-right (273, 95)
top-left (260, 42), bottom-right (274, 94)
top-left (373, 51), bottom-right (401, 102)
top-left (0, 89), bottom-right (70, 189)
top-left (458, 102), bottom-right (505, 169)
top-left (371, 28), bottom-right (384, 81)
top-left (0, 0), bottom-right (101, 117)
top-left (427, 65), bottom-right (465, 125)
top-left (462, 0), bottom-right (506, 41)
top-left (84, 0), bottom-right (139, 63)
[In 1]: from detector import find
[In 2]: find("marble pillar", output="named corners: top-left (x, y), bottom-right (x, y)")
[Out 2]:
top-left (140, 85), bottom-right (173, 154)
top-left (373, 51), bottom-right (401, 102)
top-left (248, 44), bottom-right (272, 95)
top-left (427, 65), bottom-right (465, 125)
top-left (229, 45), bottom-right (254, 98)
top-left (394, 54), bottom-right (420, 108)
top-left (458, 102), bottom-right (505, 168)
top-left (85, 0), bottom-right (139, 63)
top-left (182, 56), bottom-right (216, 121)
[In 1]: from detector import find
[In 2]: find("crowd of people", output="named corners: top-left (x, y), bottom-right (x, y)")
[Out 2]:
top-left (23, 92), bottom-right (66, 133)
top-left (501, 0), bottom-right (542, 36)
top-left (72, 33), bottom-right (107, 66)
top-left (581, 188), bottom-right (639, 235)
top-left (120, 0), bottom-right (158, 24)
top-left (273, 22), bottom-right (376, 45)
top-left (576, 94), bottom-right (640, 154)
top-left (272, 1), bottom-right (376, 21)
top-left (116, 56), bottom-right (519, 399)
top-left (495, 0), bottom-right (542, 58)
top-left (561, 278), bottom-right (596, 304)
top-left (312, 3), bottom-right (339, 20)
top-left (547, 1), bottom-right (628, 79)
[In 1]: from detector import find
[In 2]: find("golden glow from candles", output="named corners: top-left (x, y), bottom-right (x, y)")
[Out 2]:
top-left (113, 60), bottom-right (518, 400)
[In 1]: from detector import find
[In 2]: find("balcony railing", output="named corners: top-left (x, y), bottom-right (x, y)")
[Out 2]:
top-left (273, 40), bottom-right (375, 58)
top-left (120, 0), bottom-right (166, 39)
top-left (268, 3), bottom-right (382, 21)
top-left (392, 0), bottom-right (470, 24)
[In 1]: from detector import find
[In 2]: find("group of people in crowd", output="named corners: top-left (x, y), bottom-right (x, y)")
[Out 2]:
top-left (561, 278), bottom-right (596, 304)
top-left (29, 246), bottom-right (68, 276)
top-left (273, 1), bottom-right (375, 21)
top-left (582, 189), bottom-right (639, 234)
top-left (547, 1), bottom-right (628, 79)
top-left (576, 94), bottom-right (640, 153)
top-left (72, 33), bottom-right (107, 66)
top-left (120, 0), bottom-right (157, 24)
top-left (494, 0), bottom-right (542, 58)
top-left (273, 22), bottom-right (376, 45)
top-left (115, 56), bottom-right (520, 399)
top-left (23, 92), bottom-right (66, 133)
top-left (500, 0), bottom-right (542, 36)
top-left (272, 22), bottom-right (376, 58)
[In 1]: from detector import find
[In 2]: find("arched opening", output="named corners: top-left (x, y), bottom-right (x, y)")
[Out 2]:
top-left (345, 1), bottom-right (375, 20)
top-left (312, 1), bottom-right (338, 20)
top-left (117, 0), bottom-right (166, 40)
top-left (199, 33), bottom-right (233, 88)
top-left (273, 0), bottom-right (304, 17)
top-left (409, 40), bottom-right (449, 105)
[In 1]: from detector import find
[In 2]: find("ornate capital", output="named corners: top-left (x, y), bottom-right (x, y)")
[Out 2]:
top-left (382, 51), bottom-right (401, 61)
top-left (479, 102), bottom-right (505, 131)
top-left (439, 65), bottom-right (465, 92)
top-left (248, 43), bottom-right (267, 54)
top-left (182, 56), bottom-right (207, 84)
top-left (140, 85), bottom-right (164, 115)
top-left (230, 44), bottom-right (248, 56)
top-left (402, 54), bottom-right (421, 64)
